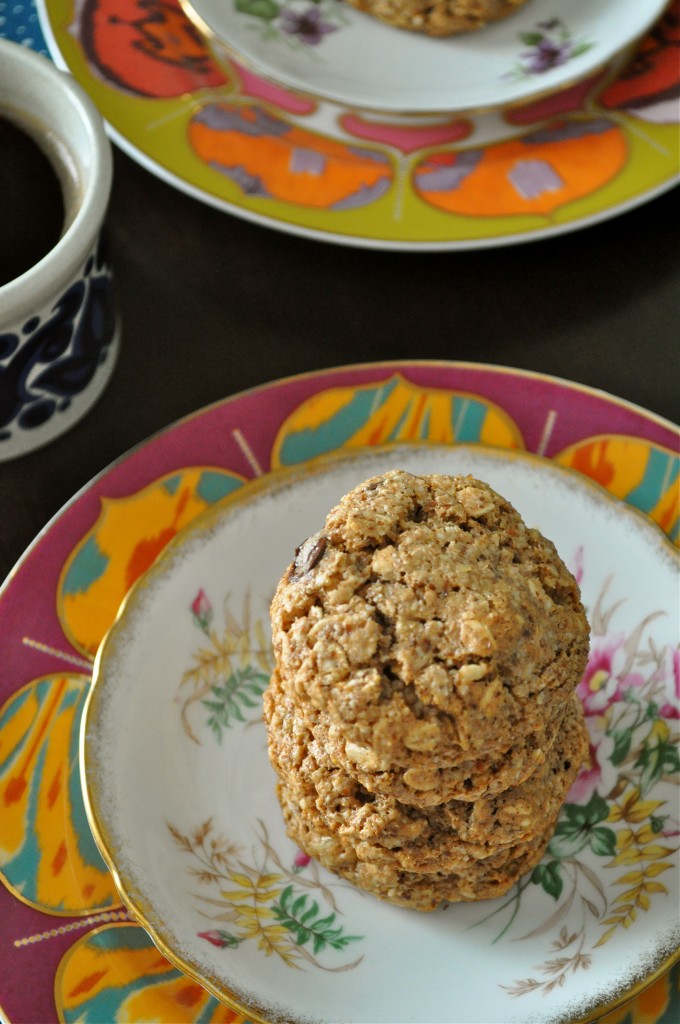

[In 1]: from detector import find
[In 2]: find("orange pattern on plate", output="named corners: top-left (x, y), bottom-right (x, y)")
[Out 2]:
top-left (0, 676), bottom-right (117, 915)
top-left (58, 468), bottom-right (245, 657)
top-left (74, 0), bottom-right (228, 97)
top-left (55, 922), bottom-right (246, 1022)
top-left (189, 103), bottom-right (393, 209)
top-left (413, 118), bottom-right (627, 217)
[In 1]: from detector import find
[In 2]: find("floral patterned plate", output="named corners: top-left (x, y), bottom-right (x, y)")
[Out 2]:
top-left (180, 0), bottom-right (667, 114)
top-left (1, 361), bottom-right (679, 1024)
top-left (30, 0), bottom-right (680, 248)
top-left (82, 443), bottom-right (680, 1024)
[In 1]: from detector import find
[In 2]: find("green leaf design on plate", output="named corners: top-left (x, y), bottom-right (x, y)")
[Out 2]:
top-left (236, 0), bottom-right (280, 20)
top-left (548, 793), bottom-right (616, 860)
top-left (272, 884), bottom-right (362, 954)
top-left (635, 731), bottom-right (680, 796)
top-left (531, 860), bottom-right (564, 901)
top-left (519, 31), bottom-right (543, 45)
top-left (202, 664), bottom-right (270, 742)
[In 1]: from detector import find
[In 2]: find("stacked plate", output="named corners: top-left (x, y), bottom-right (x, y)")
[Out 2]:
top-left (178, 0), bottom-right (669, 115)
top-left (33, 0), bottom-right (678, 247)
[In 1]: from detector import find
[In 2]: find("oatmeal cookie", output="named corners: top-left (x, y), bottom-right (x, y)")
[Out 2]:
top-left (279, 781), bottom-right (555, 910)
top-left (343, 0), bottom-right (530, 38)
top-left (270, 701), bottom-right (587, 874)
top-left (303, 689), bottom-right (568, 805)
top-left (271, 471), bottom-right (589, 763)
top-left (267, 665), bottom-right (568, 806)
top-left (268, 689), bottom-right (587, 857)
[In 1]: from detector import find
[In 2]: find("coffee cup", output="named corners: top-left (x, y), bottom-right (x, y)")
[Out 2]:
top-left (0, 38), bottom-right (119, 461)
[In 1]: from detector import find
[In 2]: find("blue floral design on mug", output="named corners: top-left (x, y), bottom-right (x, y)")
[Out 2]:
top-left (0, 235), bottom-right (118, 447)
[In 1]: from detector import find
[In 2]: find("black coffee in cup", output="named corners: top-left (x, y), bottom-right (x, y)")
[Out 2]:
top-left (0, 113), bottom-right (66, 287)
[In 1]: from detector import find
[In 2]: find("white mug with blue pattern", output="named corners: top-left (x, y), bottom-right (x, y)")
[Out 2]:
top-left (0, 38), bottom-right (119, 460)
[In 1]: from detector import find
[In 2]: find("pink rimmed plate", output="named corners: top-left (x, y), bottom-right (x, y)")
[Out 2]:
top-left (0, 361), bottom-right (678, 1024)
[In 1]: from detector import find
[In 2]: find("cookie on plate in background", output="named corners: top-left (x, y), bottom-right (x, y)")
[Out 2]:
top-left (343, 0), bottom-right (531, 37)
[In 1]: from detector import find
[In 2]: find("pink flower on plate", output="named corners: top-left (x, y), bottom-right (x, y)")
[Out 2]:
top-left (198, 929), bottom-right (225, 947)
top-left (567, 732), bottom-right (617, 805)
top-left (198, 929), bottom-right (240, 948)
top-left (293, 849), bottom-right (311, 872)
top-left (190, 588), bottom-right (213, 633)
top-left (577, 637), bottom-right (646, 717)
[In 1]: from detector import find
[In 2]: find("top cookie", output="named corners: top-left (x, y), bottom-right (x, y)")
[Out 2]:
top-left (270, 470), bottom-right (589, 764)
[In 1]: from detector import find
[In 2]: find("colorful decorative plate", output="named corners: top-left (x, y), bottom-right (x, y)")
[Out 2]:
top-left (82, 443), bottom-right (680, 1024)
top-left (0, 361), bottom-right (678, 1024)
top-left (28, 0), bottom-right (680, 248)
top-left (180, 0), bottom-right (668, 114)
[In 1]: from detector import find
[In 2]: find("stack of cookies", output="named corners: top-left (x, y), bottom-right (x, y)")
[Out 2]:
top-left (264, 471), bottom-right (590, 911)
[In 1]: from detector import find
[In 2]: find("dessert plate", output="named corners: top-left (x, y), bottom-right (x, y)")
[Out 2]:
top-left (31, 0), bottom-right (679, 249)
top-left (1, 361), bottom-right (678, 1024)
top-left (181, 0), bottom-right (667, 114)
top-left (82, 443), bottom-right (679, 1024)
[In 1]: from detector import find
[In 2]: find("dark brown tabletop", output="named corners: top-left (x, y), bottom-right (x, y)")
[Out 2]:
top-left (1, 146), bottom-right (678, 583)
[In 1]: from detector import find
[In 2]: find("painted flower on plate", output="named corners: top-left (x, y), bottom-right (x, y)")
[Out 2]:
top-left (507, 18), bottom-right (594, 80)
top-left (191, 588), bottom-right (214, 633)
top-left (280, 5), bottom-right (338, 43)
top-left (234, 0), bottom-right (343, 50)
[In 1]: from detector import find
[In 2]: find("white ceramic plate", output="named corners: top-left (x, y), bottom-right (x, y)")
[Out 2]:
top-left (82, 444), bottom-right (680, 1024)
top-left (181, 0), bottom-right (668, 113)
